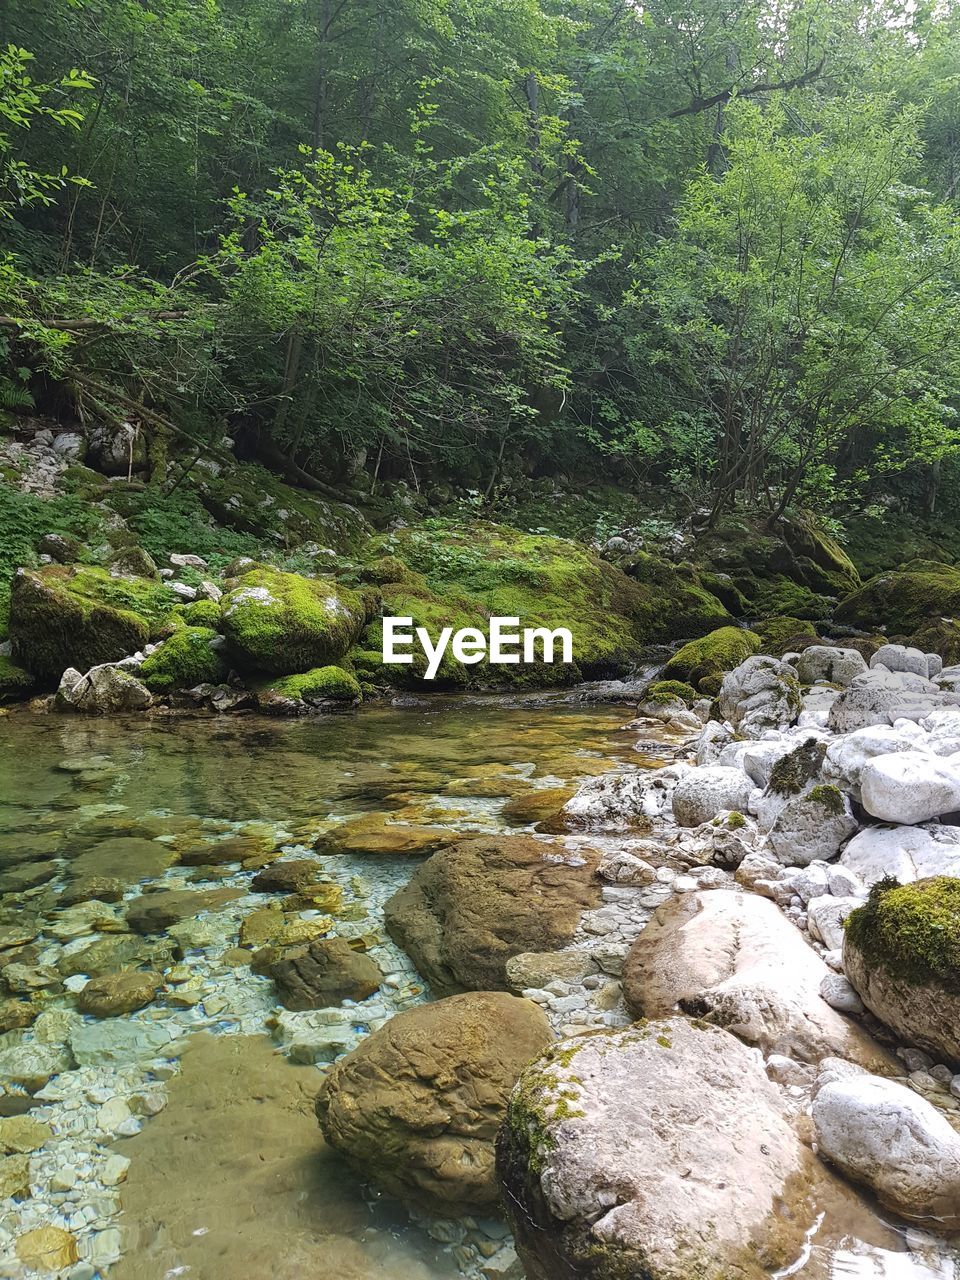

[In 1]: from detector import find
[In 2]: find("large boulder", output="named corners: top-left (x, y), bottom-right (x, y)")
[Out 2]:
top-left (767, 785), bottom-right (857, 866)
top-left (267, 938), bottom-right (381, 1011)
top-left (871, 643), bottom-right (939, 679)
top-left (796, 646), bottom-right (867, 687)
top-left (316, 991), bottom-right (552, 1215)
top-left (670, 765), bottom-right (753, 827)
top-left (0, 656), bottom-right (34, 704)
top-left (835, 561), bottom-right (960, 634)
top-left (9, 565), bottom-right (174, 683)
top-left (860, 750), bottom-right (960, 824)
top-left (840, 821), bottom-right (960, 886)
top-left (138, 627), bottom-right (227, 693)
top-left (717, 656), bottom-right (801, 738)
top-left (622, 890), bottom-right (893, 1070)
top-left (55, 664), bottom-right (153, 714)
top-left (563, 764), bottom-right (691, 828)
top-left (662, 626), bottom-right (760, 691)
top-left (497, 1019), bottom-right (817, 1280)
top-left (813, 1066), bottom-right (960, 1227)
top-left (220, 568), bottom-right (367, 676)
top-left (843, 877), bottom-right (960, 1065)
top-left (384, 836), bottom-right (601, 995)
top-left (823, 723), bottom-right (925, 802)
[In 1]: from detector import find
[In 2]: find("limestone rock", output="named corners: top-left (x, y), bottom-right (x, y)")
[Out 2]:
top-left (0, 1153), bottom-right (30, 1198)
top-left (823, 723), bottom-right (925, 802)
top-left (670, 765), bottom-right (753, 828)
top-left (15, 1225), bottom-right (79, 1271)
top-left (860, 750), bottom-right (960, 824)
top-left (767, 785), bottom-right (857, 866)
top-left (0, 1115), bottom-right (52, 1153)
top-left (267, 938), bottom-right (381, 1010)
top-left (563, 764), bottom-right (690, 828)
top-left (384, 836), bottom-right (600, 995)
top-left (813, 1069), bottom-right (960, 1226)
top-left (717, 655), bottom-right (801, 738)
top-left (126, 887), bottom-right (243, 933)
top-left (843, 877), bottom-right (960, 1065)
top-left (796, 645), bottom-right (867, 686)
top-left (56, 663), bottom-right (153, 714)
top-left (622, 890), bottom-right (893, 1070)
top-left (497, 1019), bottom-right (816, 1280)
top-left (316, 991), bottom-right (552, 1214)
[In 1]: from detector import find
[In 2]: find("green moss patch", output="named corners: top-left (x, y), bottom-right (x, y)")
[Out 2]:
top-left (845, 877), bottom-right (960, 993)
top-left (179, 598), bottom-right (222, 629)
top-left (366, 520), bottom-right (728, 685)
top-left (0, 655), bottom-right (34, 703)
top-left (270, 665), bottom-right (362, 703)
top-left (8, 565), bottom-right (175, 684)
top-left (139, 627), bottom-right (227, 693)
top-left (835, 562), bottom-right (960, 633)
top-left (754, 616), bottom-right (817, 656)
top-left (662, 625), bottom-right (760, 689)
top-left (221, 568), bottom-right (367, 676)
top-left (648, 679), bottom-right (697, 704)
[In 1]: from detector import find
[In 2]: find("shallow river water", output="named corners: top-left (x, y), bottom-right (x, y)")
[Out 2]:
top-left (0, 694), bottom-right (958, 1280)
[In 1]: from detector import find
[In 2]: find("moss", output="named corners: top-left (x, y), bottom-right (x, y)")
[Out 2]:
top-left (699, 571), bottom-right (749, 616)
top-left (648, 679), bottom-right (697, 704)
top-left (808, 784), bottom-right (845, 817)
top-left (358, 555), bottom-right (410, 585)
top-left (506, 1040), bottom-right (588, 1177)
top-left (366, 520), bottom-right (730, 685)
top-left (106, 545), bottom-right (158, 578)
top-left (179, 598), bottom-right (222, 629)
top-left (699, 672), bottom-right (723, 697)
top-left (751, 575), bottom-right (833, 621)
top-left (835, 562), bottom-right (960, 634)
top-left (845, 877), bottom-right (960, 993)
top-left (8, 565), bottom-right (175, 684)
top-left (909, 619), bottom-right (960, 666)
top-left (768, 738), bottom-right (827, 796)
top-left (0, 655), bottom-right (34, 703)
top-left (220, 568), bottom-right (367, 676)
top-left (270, 665), bottom-right (362, 703)
top-left (662, 626), bottom-right (760, 688)
top-left (139, 627), bottom-right (227, 693)
top-left (725, 810), bottom-right (746, 830)
top-left (753, 616), bottom-right (817, 656)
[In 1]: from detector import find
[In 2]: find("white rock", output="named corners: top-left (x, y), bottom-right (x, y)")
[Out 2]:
top-left (767, 787), bottom-right (857, 867)
top-left (197, 579), bottom-right (222, 602)
top-left (860, 750), bottom-right (960, 824)
top-left (870, 644), bottom-right (932, 678)
top-left (170, 581), bottom-right (198, 601)
top-left (671, 766), bottom-right (753, 828)
top-left (56, 663), bottom-right (152, 715)
top-left (841, 821), bottom-right (960, 886)
top-left (564, 764), bottom-right (691, 828)
top-left (797, 646), bottom-right (867, 687)
top-left (823, 722), bottom-right (925, 801)
top-left (696, 721), bottom-right (732, 766)
top-left (717, 656), bottom-right (801, 739)
top-left (813, 1071), bottom-right (960, 1226)
top-left (819, 973), bottom-right (865, 1015)
top-left (806, 895), bottom-right (862, 951)
top-left (170, 553), bottom-right (208, 569)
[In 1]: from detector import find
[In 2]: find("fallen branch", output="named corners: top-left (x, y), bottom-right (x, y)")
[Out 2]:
top-left (0, 310), bottom-right (188, 332)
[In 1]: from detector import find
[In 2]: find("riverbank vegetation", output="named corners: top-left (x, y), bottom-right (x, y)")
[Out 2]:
top-left (5, 0), bottom-right (960, 527)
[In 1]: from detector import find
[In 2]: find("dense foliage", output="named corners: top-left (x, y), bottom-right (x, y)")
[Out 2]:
top-left (5, 0), bottom-right (960, 520)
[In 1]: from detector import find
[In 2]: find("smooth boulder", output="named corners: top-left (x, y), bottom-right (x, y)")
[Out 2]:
top-left (267, 938), bottom-right (381, 1011)
top-left (316, 991), bottom-right (552, 1215)
top-left (840, 821), bottom-right (960, 886)
top-left (497, 1019), bottom-right (816, 1280)
top-left (671, 765), bottom-right (752, 827)
top-left (843, 877), bottom-right (960, 1065)
top-left (767, 785), bottom-right (857, 866)
top-left (56, 664), bottom-right (152, 714)
top-left (384, 835), bottom-right (600, 995)
top-left (796, 646), bottom-right (867, 687)
top-left (860, 750), bottom-right (960, 824)
top-left (622, 890), bottom-right (893, 1070)
top-left (813, 1068), bottom-right (960, 1226)
top-left (717, 656), bottom-right (801, 739)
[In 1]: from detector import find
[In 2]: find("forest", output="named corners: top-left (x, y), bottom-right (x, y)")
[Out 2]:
top-left (5, 0), bottom-right (960, 523)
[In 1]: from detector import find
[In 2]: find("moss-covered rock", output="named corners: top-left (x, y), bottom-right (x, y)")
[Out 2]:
top-left (139, 627), bottom-right (227, 693)
top-left (844, 877), bottom-right (960, 1064)
top-left (179, 598), bottom-right (222, 629)
top-left (835, 561), bottom-right (960, 634)
top-left (8, 565), bottom-right (175, 683)
top-left (366, 521), bottom-right (729, 686)
top-left (647, 679), bottom-right (697, 704)
top-left (753, 617), bottom-right (817, 656)
top-left (662, 625), bottom-right (760, 690)
top-left (751, 576), bottom-right (834, 621)
top-left (268, 665), bottom-right (362, 704)
top-left (0, 656), bottom-right (34, 703)
top-left (909, 619), bottom-right (960, 666)
top-left (106, 545), bottom-right (159, 578)
top-left (220, 568), bottom-right (368, 676)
